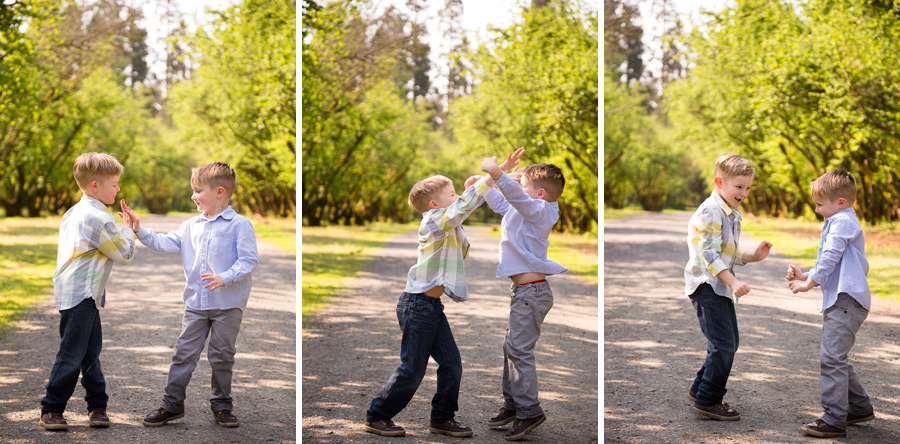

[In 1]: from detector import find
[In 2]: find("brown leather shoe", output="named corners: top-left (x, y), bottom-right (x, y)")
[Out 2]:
top-left (213, 409), bottom-right (239, 427)
top-left (142, 408), bottom-right (184, 427)
top-left (488, 407), bottom-right (517, 427)
top-left (363, 419), bottom-right (405, 437)
top-left (692, 402), bottom-right (740, 421)
top-left (504, 414), bottom-right (546, 441)
top-left (800, 419), bottom-right (846, 437)
top-left (40, 412), bottom-right (67, 431)
top-left (688, 390), bottom-right (697, 403)
top-left (88, 409), bottom-right (110, 427)
top-left (847, 411), bottom-right (875, 425)
top-left (430, 418), bottom-right (473, 437)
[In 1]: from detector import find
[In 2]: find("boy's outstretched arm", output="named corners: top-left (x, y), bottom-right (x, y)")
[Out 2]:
top-left (741, 241), bottom-right (772, 264)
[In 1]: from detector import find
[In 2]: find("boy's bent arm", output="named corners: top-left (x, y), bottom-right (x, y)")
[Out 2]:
top-left (484, 187), bottom-right (511, 215)
top-left (136, 225), bottom-right (184, 253)
top-left (809, 219), bottom-right (855, 285)
top-left (494, 173), bottom-right (546, 224)
top-left (218, 221), bottom-right (259, 285)
top-left (95, 221), bottom-right (136, 265)
top-left (437, 176), bottom-right (489, 232)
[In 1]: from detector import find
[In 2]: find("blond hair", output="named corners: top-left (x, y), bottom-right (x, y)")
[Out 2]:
top-left (714, 154), bottom-right (755, 180)
top-left (523, 163), bottom-right (565, 201)
top-left (73, 152), bottom-right (124, 190)
top-left (408, 175), bottom-right (453, 213)
top-left (191, 162), bottom-right (237, 197)
top-left (811, 169), bottom-right (857, 204)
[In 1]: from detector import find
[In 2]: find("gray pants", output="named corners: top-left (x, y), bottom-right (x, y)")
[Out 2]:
top-left (161, 308), bottom-right (243, 414)
top-left (502, 281), bottom-right (553, 419)
top-left (820, 293), bottom-right (872, 429)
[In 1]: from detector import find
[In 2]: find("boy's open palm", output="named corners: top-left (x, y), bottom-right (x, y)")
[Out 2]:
top-left (118, 199), bottom-right (140, 231)
top-left (754, 241), bottom-right (772, 261)
top-left (498, 147), bottom-right (526, 172)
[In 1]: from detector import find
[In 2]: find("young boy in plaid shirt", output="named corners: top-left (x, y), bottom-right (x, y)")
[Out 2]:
top-left (40, 152), bottom-right (137, 431)
top-left (364, 153), bottom-right (523, 438)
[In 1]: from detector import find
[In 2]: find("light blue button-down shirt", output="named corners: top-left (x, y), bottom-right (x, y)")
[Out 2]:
top-left (809, 207), bottom-right (870, 312)
top-left (137, 206), bottom-right (258, 311)
top-left (484, 173), bottom-right (567, 278)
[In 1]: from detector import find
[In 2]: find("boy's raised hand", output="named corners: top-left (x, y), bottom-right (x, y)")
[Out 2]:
top-left (498, 147), bottom-right (526, 172)
top-left (753, 240), bottom-right (772, 261)
top-left (464, 175), bottom-right (494, 189)
top-left (118, 199), bottom-right (140, 231)
top-left (786, 264), bottom-right (806, 281)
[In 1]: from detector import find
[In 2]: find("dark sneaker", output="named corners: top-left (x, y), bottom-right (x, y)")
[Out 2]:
top-left (40, 412), bottom-right (67, 431)
top-left (688, 390), bottom-right (697, 403)
top-left (142, 408), bottom-right (184, 427)
top-left (504, 414), bottom-right (546, 441)
top-left (847, 411), bottom-right (875, 425)
top-left (430, 418), bottom-right (473, 437)
top-left (800, 419), bottom-right (846, 437)
top-left (88, 409), bottom-right (110, 427)
top-left (364, 419), bottom-right (405, 437)
top-left (213, 409), bottom-right (239, 427)
top-left (692, 402), bottom-right (740, 421)
top-left (488, 407), bottom-right (517, 427)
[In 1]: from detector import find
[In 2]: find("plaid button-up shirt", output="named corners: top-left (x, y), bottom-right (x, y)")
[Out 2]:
top-left (684, 191), bottom-right (745, 302)
top-left (404, 176), bottom-right (489, 302)
top-left (53, 195), bottom-right (136, 311)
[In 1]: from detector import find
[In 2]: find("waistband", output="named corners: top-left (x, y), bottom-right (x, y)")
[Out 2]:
top-left (519, 279), bottom-right (547, 285)
top-left (400, 291), bottom-right (444, 305)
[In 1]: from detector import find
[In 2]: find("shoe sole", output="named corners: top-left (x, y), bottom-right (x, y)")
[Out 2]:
top-left (504, 415), bottom-right (546, 441)
top-left (142, 412), bottom-right (184, 427)
top-left (847, 414), bottom-right (874, 425)
top-left (692, 405), bottom-right (740, 421)
top-left (488, 416), bottom-right (516, 427)
top-left (430, 427), bottom-right (473, 437)
top-left (39, 420), bottom-right (67, 431)
top-left (89, 420), bottom-right (110, 427)
top-left (363, 425), bottom-right (405, 437)
top-left (216, 420), bottom-right (239, 428)
top-left (800, 425), bottom-right (845, 438)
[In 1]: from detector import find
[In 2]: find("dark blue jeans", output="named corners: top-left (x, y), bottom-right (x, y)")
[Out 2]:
top-left (689, 283), bottom-right (739, 406)
top-left (366, 292), bottom-right (462, 424)
top-left (41, 297), bottom-right (108, 414)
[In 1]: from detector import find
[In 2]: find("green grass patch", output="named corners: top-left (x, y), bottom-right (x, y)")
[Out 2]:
top-left (743, 215), bottom-right (900, 304)
top-left (250, 216), bottom-right (296, 257)
top-left (301, 222), bottom-right (416, 323)
top-left (484, 226), bottom-right (598, 285)
top-left (0, 217), bottom-right (61, 337)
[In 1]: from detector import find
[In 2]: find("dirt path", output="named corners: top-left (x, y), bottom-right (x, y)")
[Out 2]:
top-left (604, 212), bottom-right (900, 443)
top-left (302, 225), bottom-right (599, 443)
top-left (0, 214), bottom-right (296, 444)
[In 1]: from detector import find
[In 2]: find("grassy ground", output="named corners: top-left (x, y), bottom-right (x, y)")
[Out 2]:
top-left (604, 206), bottom-right (690, 223)
top-left (0, 217), bottom-right (60, 338)
top-left (742, 215), bottom-right (900, 304)
top-left (301, 222), bottom-right (416, 323)
top-left (301, 222), bottom-right (599, 325)
top-left (0, 213), bottom-right (296, 336)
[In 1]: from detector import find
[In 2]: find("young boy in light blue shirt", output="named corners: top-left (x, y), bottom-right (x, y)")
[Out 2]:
top-left (787, 169), bottom-right (873, 438)
top-left (476, 147), bottom-right (566, 441)
top-left (120, 162), bottom-right (258, 428)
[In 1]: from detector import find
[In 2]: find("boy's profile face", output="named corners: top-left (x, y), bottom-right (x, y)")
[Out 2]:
top-left (521, 177), bottom-right (546, 200)
top-left (715, 174), bottom-right (753, 209)
top-left (93, 174), bottom-right (120, 205)
top-left (813, 196), bottom-right (846, 219)
top-left (191, 180), bottom-right (224, 214)
top-left (429, 184), bottom-right (458, 210)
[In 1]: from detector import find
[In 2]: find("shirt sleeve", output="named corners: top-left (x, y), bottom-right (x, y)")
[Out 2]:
top-left (689, 209), bottom-right (729, 277)
top-left (137, 223), bottom-right (184, 253)
top-left (437, 176), bottom-right (489, 232)
top-left (219, 220), bottom-right (259, 286)
top-left (495, 173), bottom-right (546, 224)
top-left (484, 187), bottom-right (511, 215)
top-left (95, 221), bottom-right (136, 265)
top-left (809, 218), bottom-right (856, 285)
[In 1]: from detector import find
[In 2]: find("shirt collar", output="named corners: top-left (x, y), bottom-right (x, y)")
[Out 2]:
top-left (827, 207), bottom-right (855, 221)
top-left (79, 194), bottom-right (106, 210)
top-left (200, 205), bottom-right (236, 222)
top-left (709, 190), bottom-right (741, 219)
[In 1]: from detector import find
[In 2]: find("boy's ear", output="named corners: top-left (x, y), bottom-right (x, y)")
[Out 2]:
top-left (216, 186), bottom-right (227, 198)
top-left (89, 180), bottom-right (100, 193)
top-left (838, 197), bottom-right (847, 207)
top-left (537, 188), bottom-right (547, 200)
top-left (714, 176), bottom-right (723, 188)
top-left (428, 200), bottom-right (438, 210)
